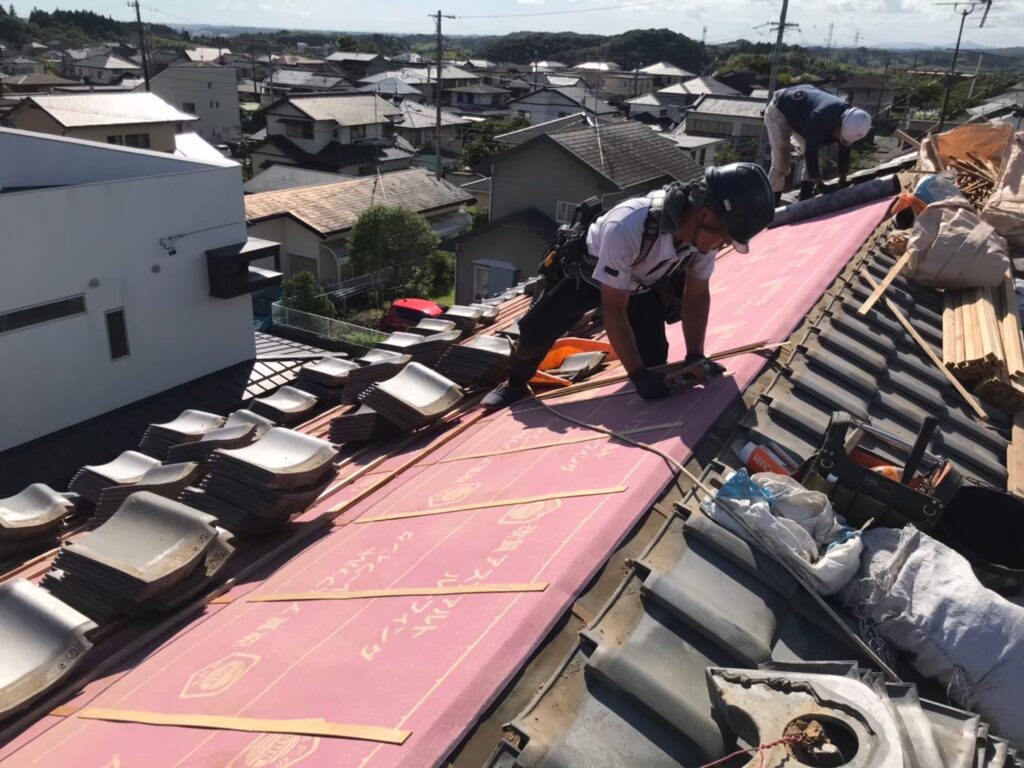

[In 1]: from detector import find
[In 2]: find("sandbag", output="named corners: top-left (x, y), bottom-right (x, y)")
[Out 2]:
top-left (904, 196), bottom-right (1010, 289)
top-left (700, 470), bottom-right (862, 595)
top-left (842, 526), bottom-right (1024, 748)
top-left (983, 133), bottom-right (1024, 250)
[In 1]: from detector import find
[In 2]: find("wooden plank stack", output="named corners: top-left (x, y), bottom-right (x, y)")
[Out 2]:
top-left (949, 152), bottom-right (999, 209)
top-left (943, 274), bottom-right (1024, 412)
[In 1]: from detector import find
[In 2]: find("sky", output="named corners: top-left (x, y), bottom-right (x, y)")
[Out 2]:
top-left (37, 0), bottom-right (1024, 49)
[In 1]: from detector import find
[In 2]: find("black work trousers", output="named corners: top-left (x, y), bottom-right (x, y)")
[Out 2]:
top-left (508, 278), bottom-right (671, 386)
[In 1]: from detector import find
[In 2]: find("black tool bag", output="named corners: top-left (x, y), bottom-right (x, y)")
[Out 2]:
top-left (800, 411), bottom-right (960, 531)
top-left (803, 411), bottom-right (1024, 593)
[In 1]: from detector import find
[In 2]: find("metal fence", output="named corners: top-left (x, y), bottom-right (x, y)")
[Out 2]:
top-left (271, 303), bottom-right (387, 351)
top-left (325, 267), bottom-right (396, 305)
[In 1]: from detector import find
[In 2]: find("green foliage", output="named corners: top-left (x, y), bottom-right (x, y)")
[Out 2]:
top-left (348, 206), bottom-right (440, 286)
top-left (462, 115), bottom-right (531, 168)
top-left (281, 271), bottom-right (337, 319)
top-left (335, 33), bottom-right (377, 53)
top-left (471, 209), bottom-right (490, 229)
top-left (398, 264), bottom-right (433, 299)
top-left (426, 251), bottom-right (454, 296)
top-left (482, 28), bottom-right (705, 73)
top-left (714, 142), bottom-right (740, 166)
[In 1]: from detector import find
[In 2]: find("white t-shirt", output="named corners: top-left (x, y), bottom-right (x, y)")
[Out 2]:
top-left (587, 196), bottom-right (716, 294)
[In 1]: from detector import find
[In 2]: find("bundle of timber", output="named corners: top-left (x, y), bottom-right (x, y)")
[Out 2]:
top-left (943, 274), bottom-right (1024, 412)
top-left (948, 153), bottom-right (1000, 209)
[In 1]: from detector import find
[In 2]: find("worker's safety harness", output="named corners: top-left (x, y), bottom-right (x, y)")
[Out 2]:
top-left (538, 193), bottom-right (686, 322)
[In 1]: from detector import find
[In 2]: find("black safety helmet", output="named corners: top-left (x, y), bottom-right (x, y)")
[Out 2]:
top-left (703, 162), bottom-right (775, 254)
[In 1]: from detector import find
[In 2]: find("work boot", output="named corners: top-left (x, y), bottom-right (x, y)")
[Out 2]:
top-left (798, 180), bottom-right (816, 201)
top-left (773, 191), bottom-right (782, 207)
top-left (482, 381), bottom-right (533, 410)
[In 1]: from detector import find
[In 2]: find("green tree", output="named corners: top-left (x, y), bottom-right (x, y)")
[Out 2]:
top-left (8, 5), bottom-right (15, 17)
top-left (462, 115), bottom-right (531, 168)
top-left (281, 271), bottom-right (336, 318)
top-left (348, 206), bottom-right (440, 288)
top-left (714, 142), bottom-right (740, 166)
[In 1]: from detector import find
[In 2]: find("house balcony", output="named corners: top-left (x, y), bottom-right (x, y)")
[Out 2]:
top-left (206, 237), bottom-right (282, 299)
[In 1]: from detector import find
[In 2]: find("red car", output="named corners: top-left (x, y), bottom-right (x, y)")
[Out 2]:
top-left (380, 298), bottom-right (444, 332)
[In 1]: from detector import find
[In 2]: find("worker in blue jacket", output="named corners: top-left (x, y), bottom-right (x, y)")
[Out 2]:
top-left (764, 84), bottom-right (872, 202)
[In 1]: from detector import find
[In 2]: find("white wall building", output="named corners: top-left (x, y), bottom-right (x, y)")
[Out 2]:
top-left (144, 64), bottom-right (242, 144)
top-left (0, 128), bottom-right (280, 451)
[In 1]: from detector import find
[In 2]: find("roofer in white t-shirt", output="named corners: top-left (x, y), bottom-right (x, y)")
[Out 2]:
top-left (483, 162), bottom-right (775, 409)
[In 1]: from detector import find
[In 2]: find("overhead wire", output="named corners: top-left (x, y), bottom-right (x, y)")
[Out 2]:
top-left (457, 0), bottom-right (672, 20)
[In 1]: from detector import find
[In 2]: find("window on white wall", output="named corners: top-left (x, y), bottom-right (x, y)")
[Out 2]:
top-left (350, 125), bottom-right (366, 140)
top-left (555, 200), bottom-right (575, 225)
top-left (182, 102), bottom-right (196, 113)
top-left (105, 308), bottom-right (130, 360)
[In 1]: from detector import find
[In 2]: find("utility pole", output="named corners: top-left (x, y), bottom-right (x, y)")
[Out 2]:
top-left (825, 22), bottom-right (833, 57)
top-left (249, 40), bottom-right (260, 103)
top-left (875, 56), bottom-right (891, 117)
top-left (128, 0), bottom-right (150, 91)
top-left (937, 1), bottom-right (984, 130)
top-left (967, 52), bottom-right (983, 100)
top-left (853, 29), bottom-right (860, 47)
top-left (430, 10), bottom-right (455, 179)
top-left (701, 26), bottom-right (707, 44)
top-left (754, 0), bottom-right (798, 169)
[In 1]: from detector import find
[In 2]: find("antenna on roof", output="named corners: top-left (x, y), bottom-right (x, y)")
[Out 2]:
top-left (593, 66), bottom-right (606, 172)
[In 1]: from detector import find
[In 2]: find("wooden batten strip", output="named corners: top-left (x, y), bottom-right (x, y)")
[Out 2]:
top-left (75, 709), bottom-right (411, 744)
top-left (246, 582), bottom-right (549, 603)
top-left (355, 486), bottom-right (629, 524)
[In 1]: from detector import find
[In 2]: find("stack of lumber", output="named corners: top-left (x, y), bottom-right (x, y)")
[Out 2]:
top-left (943, 274), bottom-right (1024, 412)
top-left (949, 153), bottom-right (1000, 209)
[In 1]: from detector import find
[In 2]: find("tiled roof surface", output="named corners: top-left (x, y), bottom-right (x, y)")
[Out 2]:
top-left (326, 51), bottom-right (381, 62)
top-left (3, 73), bottom-right (77, 86)
top-left (255, 133), bottom-right (417, 172)
top-left (243, 164), bottom-right (354, 194)
top-left (0, 333), bottom-right (322, 497)
top-left (660, 76), bottom-right (740, 96)
top-left (448, 84), bottom-right (510, 95)
top-left (395, 99), bottom-right (469, 129)
top-left (183, 47), bottom-right (226, 62)
top-left (740, 246), bottom-right (1011, 488)
top-left (639, 61), bottom-right (695, 78)
top-left (267, 69), bottom-right (349, 89)
top-left (549, 120), bottom-right (703, 187)
top-left (690, 94), bottom-right (767, 118)
top-left (284, 93), bottom-right (402, 125)
top-left (21, 92), bottom-right (197, 127)
top-left (245, 167), bottom-right (474, 235)
top-left (357, 79), bottom-right (423, 96)
top-left (81, 53), bottom-right (140, 70)
top-left (551, 86), bottom-right (617, 113)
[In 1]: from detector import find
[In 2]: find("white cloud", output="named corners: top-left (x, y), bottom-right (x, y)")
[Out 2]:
top-left (516, 0), bottom-right (546, 4)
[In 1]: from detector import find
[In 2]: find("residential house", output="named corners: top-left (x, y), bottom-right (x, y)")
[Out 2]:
top-left (182, 47), bottom-right (229, 64)
top-left (568, 61), bottom-right (621, 90)
top-left (639, 61), bottom-right (695, 89)
top-left (507, 86), bottom-right (617, 125)
top-left (462, 120), bottom-right (702, 292)
top-left (714, 69), bottom-right (760, 95)
top-left (0, 127), bottom-right (278, 452)
top-left (626, 92), bottom-right (670, 121)
top-left (391, 52), bottom-right (423, 64)
top-left (393, 99), bottom-right (469, 157)
top-left (665, 131), bottom-right (725, 168)
top-left (3, 56), bottom-right (43, 75)
top-left (506, 78), bottom-right (533, 99)
top-left (140, 49), bottom-right (184, 77)
top-left (1, 73), bottom-right (78, 93)
top-left (447, 84), bottom-right (510, 115)
top-left (220, 52), bottom-right (271, 81)
top-left (143, 64), bottom-right (241, 145)
top-left (72, 52), bottom-right (142, 84)
top-left (839, 73), bottom-right (896, 116)
top-left (528, 61), bottom-right (567, 73)
top-left (357, 79), bottom-right (424, 102)
top-left (494, 112), bottom-right (607, 148)
top-left (21, 42), bottom-right (48, 55)
top-left (7, 92), bottom-right (199, 153)
top-left (275, 54), bottom-right (325, 71)
top-left (600, 71), bottom-right (655, 101)
top-left (260, 69), bottom-right (352, 101)
top-left (533, 73), bottom-right (586, 89)
top-left (324, 51), bottom-right (389, 79)
top-left (658, 76), bottom-right (741, 108)
top-left (459, 175), bottom-right (491, 216)
top-left (681, 94), bottom-right (766, 159)
top-left (244, 168), bottom-right (473, 287)
top-left (243, 165), bottom-right (354, 194)
top-left (359, 66), bottom-right (479, 105)
top-left (249, 92), bottom-right (415, 177)
top-left (449, 209), bottom-right (557, 303)
top-left (967, 83), bottom-right (1024, 129)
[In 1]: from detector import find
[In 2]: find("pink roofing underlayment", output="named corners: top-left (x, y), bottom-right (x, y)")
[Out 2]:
top-left (2, 199), bottom-right (892, 768)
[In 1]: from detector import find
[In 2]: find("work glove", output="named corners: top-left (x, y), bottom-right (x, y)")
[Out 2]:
top-left (798, 180), bottom-right (816, 201)
top-left (630, 367), bottom-right (671, 400)
top-left (683, 354), bottom-right (727, 379)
